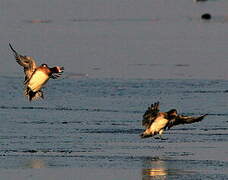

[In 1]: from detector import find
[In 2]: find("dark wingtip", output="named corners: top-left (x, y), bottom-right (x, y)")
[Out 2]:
top-left (197, 114), bottom-right (208, 121)
top-left (150, 101), bottom-right (159, 109)
top-left (9, 43), bottom-right (13, 49)
top-left (9, 43), bottom-right (16, 53)
top-left (202, 114), bottom-right (208, 118)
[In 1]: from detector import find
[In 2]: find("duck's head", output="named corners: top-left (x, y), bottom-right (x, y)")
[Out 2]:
top-left (41, 63), bottom-right (48, 68)
top-left (50, 66), bottom-right (64, 73)
top-left (167, 109), bottom-right (178, 119)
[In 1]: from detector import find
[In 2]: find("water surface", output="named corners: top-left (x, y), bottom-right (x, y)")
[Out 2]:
top-left (0, 76), bottom-right (228, 179)
top-left (1, 0), bottom-right (228, 179)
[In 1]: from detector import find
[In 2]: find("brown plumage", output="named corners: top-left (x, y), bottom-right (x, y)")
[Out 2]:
top-left (9, 43), bottom-right (64, 101)
top-left (141, 102), bottom-right (207, 139)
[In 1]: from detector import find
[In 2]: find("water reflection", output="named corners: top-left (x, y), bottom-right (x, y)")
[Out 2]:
top-left (26, 159), bottom-right (45, 169)
top-left (142, 157), bottom-right (196, 179)
top-left (24, 19), bottom-right (52, 24)
top-left (142, 158), bottom-right (168, 180)
top-left (142, 169), bottom-right (168, 180)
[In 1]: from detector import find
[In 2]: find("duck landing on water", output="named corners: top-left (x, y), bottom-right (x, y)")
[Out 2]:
top-left (9, 43), bottom-right (64, 101)
top-left (141, 102), bottom-right (207, 140)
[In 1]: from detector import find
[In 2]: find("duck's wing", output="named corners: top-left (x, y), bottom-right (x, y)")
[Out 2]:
top-left (24, 87), bottom-right (44, 101)
top-left (166, 114), bottom-right (207, 130)
top-left (142, 102), bottom-right (160, 128)
top-left (9, 43), bottom-right (36, 70)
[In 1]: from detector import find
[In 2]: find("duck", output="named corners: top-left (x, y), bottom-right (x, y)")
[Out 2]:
top-left (141, 102), bottom-right (207, 139)
top-left (9, 43), bottom-right (64, 101)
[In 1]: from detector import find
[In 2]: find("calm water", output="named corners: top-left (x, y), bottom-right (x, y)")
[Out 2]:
top-left (1, 0), bottom-right (228, 79)
top-left (1, 0), bottom-right (228, 179)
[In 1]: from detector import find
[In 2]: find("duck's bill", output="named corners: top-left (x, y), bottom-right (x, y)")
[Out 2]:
top-left (55, 66), bottom-right (64, 73)
top-left (50, 66), bottom-right (64, 79)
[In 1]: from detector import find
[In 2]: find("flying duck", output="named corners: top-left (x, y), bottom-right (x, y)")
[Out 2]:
top-left (9, 43), bottom-right (64, 101)
top-left (141, 102), bottom-right (207, 139)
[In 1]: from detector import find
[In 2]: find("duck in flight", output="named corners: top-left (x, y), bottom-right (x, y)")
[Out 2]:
top-left (9, 43), bottom-right (64, 101)
top-left (141, 102), bottom-right (207, 139)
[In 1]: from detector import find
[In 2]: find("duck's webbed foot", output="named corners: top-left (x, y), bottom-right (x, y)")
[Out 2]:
top-left (160, 136), bottom-right (167, 140)
top-left (154, 136), bottom-right (160, 139)
top-left (154, 135), bottom-right (167, 140)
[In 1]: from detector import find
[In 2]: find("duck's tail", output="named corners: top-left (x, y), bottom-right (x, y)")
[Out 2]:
top-left (140, 130), bottom-right (157, 138)
top-left (24, 87), bottom-right (44, 101)
top-left (140, 133), bottom-right (154, 138)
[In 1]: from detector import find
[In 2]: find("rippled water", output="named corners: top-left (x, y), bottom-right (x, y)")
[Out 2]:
top-left (0, 76), bottom-right (228, 179)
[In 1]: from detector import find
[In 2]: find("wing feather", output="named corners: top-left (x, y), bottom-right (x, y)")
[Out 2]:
top-left (9, 43), bottom-right (37, 81)
top-left (142, 102), bottom-right (160, 128)
top-left (166, 114), bottom-right (207, 129)
top-left (9, 43), bottom-right (36, 70)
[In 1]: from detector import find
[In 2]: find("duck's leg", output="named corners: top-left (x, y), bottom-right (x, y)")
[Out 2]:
top-left (153, 132), bottom-right (161, 139)
top-left (158, 130), bottom-right (167, 140)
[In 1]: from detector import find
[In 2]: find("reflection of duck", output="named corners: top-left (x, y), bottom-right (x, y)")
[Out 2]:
top-left (9, 43), bottom-right (64, 101)
top-left (143, 168), bottom-right (167, 176)
top-left (26, 159), bottom-right (45, 168)
top-left (141, 102), bottom-right (207, 139)
top-left (142, 157), bottom-right (195, 179)
top-left (142, 158), bottom-right (167, 180)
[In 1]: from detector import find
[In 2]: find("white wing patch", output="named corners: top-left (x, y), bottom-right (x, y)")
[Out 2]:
top-left (28, 70), bottom-right (49, 92)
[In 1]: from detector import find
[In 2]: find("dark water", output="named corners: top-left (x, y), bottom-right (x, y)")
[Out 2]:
top-left (0, 76), bottom-right (228, 179)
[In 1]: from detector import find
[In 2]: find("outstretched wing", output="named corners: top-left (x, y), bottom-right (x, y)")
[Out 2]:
top-left (142, 102), bottom-right (160, 128)
top-left (9, 43), bottom-right (36, 70)
top-left (166, 114), bottom-right (207, 130)
top-left (9, 43), bottom-right (37, 82)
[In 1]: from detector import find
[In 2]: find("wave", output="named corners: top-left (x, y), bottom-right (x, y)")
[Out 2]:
top-left (0, 105), bottom-right (142, 114)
